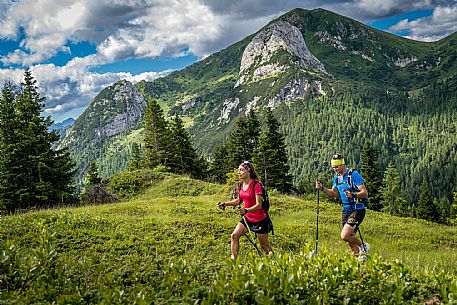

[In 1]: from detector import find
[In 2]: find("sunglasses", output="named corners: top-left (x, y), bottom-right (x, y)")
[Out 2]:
top-left (332, 153), bottom-right (343, 160)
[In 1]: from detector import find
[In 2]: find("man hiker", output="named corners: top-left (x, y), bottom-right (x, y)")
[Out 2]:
top-left (315, 153), bottom-right (370, 259)
top-left (217, 161), bottom-right (273, 261)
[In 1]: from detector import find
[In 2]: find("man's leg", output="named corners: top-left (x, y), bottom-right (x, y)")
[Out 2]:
top-left (341, 223), bottom-right (362, 255)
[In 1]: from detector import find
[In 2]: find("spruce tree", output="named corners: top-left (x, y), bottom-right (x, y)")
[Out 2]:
top-left (227, 115), bottom-right (251, 167)
top-left (246, 110), bottom-right (260, 150)
top-left (143, 99), bottom-right (170, 169)
top-left (210, 142), bottom-right (231, 183)
top-left (361, 142), bottom-right (383, 211)
top-left (417, 180), bottom-right (439, 222)
top-left (169, 114), bottom-right (199, 176)
top-left (380, 162), bottom-right (408, 216)
top-left (0, 82), bottom-right (20, 211)
top-left (86, 161), bottom-right (102, 186)
top-left (254, 108), bottom-right (292, 193)
top-left (0, 70), bottom-right (75, 211)
top-left (128, 143), bottom-right (142, 171)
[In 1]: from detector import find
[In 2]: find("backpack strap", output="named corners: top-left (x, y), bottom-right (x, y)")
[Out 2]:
top-left (347, 168), bottom-right (357, 208)
top-left (348, 168), bottom-right (367, 206)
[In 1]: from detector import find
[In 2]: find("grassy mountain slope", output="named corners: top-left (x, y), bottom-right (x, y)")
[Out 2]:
top-left (1, 174), bottom-right (456, 303)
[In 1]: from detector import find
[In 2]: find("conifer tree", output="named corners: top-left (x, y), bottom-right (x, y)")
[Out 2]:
top-left (0, 70), bottom-right (75, 211)
top-left (451, 190), bottom-right (457, 224)
top-left (0, 82), bottom-right (20, 211)
top-left (361, 142), bottom-right (383, 211)
top-left (210, 142), bottom-right (231, 183)
top-left (143, 99), bottom-right (170, 169)
top-left (227, 115), bottom-right (251, 167)
top-left (128, 143), bottom-right (142, 171)
top-left (246, 110), bottom-right (260, 149)
top-left (380, 162), bottom-right (408, 216)
top-left (86, 161), bottom-right (102, 186)
top-left (254, 108), bottom-right (292, 193)
top-left (169, 114), bottom-right (199, 176)
top-left (417, 180), bottom-right (439, 222)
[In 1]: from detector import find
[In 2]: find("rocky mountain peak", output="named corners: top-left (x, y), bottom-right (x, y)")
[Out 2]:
top-left (60, 80), bottom-right (147, 149)
top-left (235, 20), bottom-right (327, 87)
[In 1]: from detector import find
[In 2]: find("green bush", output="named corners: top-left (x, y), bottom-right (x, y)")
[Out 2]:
top-left (107, 169), bottom-right (165, 198)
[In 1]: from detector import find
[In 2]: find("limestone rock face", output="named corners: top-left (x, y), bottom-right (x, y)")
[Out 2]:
top-left (97, 81), bottom-right (147, 138)
top-left (235, 20), bottom-right (326, 87)
top-left (60, 80), bottom-right (146, 148)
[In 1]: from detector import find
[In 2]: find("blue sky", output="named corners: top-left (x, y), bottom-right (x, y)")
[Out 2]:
top-left (0, 0), bottom-right (456, 123)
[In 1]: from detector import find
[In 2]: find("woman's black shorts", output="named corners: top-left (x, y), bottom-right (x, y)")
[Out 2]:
top-left (240, 216), bottom-right (273, 234)
top-left (342, 209), bottom-right (366, 231)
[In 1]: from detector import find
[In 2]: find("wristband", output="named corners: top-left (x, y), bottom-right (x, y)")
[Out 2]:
top-left (351, 192), bottom-right (357, 198)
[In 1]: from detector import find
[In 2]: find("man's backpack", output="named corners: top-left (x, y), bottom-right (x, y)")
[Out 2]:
top-left (347, 168), bottom-right (368, 205)
top-left (238, 181), bottom-right (270, 212)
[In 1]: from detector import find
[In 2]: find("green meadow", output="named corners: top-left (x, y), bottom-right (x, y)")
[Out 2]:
top-left (1, 174), bottom-right (456, 304)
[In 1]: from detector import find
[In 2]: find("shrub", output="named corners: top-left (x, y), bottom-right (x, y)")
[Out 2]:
top-left (107, 169), bottom-right (165, 198)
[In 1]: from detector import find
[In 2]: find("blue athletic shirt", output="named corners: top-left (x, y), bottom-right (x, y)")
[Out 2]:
top-left (332, 169), bottom-right (367, 211)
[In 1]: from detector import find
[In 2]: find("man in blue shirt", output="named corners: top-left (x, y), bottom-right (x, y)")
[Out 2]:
top-left (316, 153), bottom-right (370, 258)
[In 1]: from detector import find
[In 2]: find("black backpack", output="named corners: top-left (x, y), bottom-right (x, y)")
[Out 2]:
top-left (238, 181), bottom-right (270, 212)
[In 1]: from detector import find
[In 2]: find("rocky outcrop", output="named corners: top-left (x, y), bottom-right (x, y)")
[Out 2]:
top-left (235, 20), bottom-right (326, 87)
top-left (218, 97), bottom-right (240, 123)
top-left (268, 78), bottom-right (325, 109)
top-left (393, 55), bottom-right (418, 67)
top-left (60, 80), bottom-right (147, 148)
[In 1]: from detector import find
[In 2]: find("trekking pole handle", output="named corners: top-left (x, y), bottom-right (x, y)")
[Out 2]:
top-left (217, 202), bottom-right (226, 210)
top-left (237, 204), bottom-right (248, 215)
top-left (316, 179), bottom-right (324, 191)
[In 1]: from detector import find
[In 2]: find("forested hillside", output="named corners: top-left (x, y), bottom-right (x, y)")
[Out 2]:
top-left (278, 79), bottom-right (457, 203)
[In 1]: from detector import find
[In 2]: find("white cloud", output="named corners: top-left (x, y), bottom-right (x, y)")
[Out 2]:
top-left (0, 58), bottom-right (168, 122)
top-left (97, 0), bottom-right (221, 61)
top-left (389, 5), bottom-right (457, 41)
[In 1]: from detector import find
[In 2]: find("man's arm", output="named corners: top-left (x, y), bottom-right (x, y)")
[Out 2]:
top-left (316, 180), bottom-right (338, 197)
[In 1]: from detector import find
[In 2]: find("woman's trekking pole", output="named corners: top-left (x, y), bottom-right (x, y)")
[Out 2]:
top-left (238, 205), bottom-right (263, 256)
top-left (315, 187), bottom-right (320, 254)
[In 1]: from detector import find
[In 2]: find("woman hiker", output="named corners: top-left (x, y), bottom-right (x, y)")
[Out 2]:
top-left (217, 161), bottom-right (273, 261)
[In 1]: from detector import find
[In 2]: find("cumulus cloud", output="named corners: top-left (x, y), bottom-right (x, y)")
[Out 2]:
top-left (0, 60), bottom-right (168, 122)
top-left (2, 0), bottom-right (456, 65)
top-left (389, 5), bottom-right (457, 41)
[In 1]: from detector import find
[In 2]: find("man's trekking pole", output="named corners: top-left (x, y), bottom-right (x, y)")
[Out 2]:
top-left (357, 226), bottom-right (366, 252)
top-left (315, 186), bottom-right (320, 254)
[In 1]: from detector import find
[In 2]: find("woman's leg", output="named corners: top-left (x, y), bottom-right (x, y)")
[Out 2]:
top-left (231, 222), bottom-right (248, 260)
top-left (257, 233), bottom-right (273, 255)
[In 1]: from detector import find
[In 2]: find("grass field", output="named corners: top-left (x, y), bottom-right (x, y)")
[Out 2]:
top-left (1, 174), bottom-right (456, 304)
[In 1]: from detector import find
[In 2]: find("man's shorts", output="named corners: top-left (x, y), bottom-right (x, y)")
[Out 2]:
top-left (342, 209), bottom-right (366, 231)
